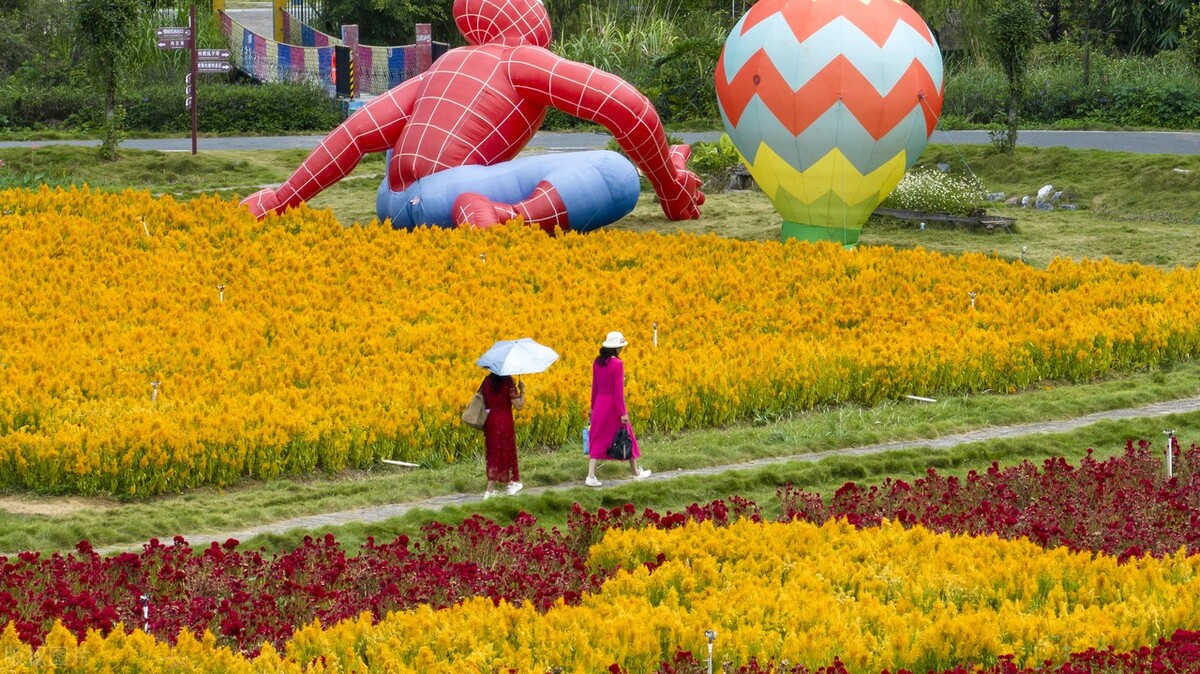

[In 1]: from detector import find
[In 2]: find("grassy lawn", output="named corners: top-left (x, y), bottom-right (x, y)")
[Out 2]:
top-left (1, 138), bottom-right (1198, 555)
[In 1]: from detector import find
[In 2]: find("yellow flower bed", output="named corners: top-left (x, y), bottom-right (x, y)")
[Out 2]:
top-left (3, 187), bottom-right (1200, 494)
top-left (294, 519), bottom-right (1200, 672)
top-left (5, 520), bottom-right (1200, 672)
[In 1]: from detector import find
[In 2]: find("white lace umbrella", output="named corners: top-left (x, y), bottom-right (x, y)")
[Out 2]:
top-left (476, 338), bottom-right (559, 376)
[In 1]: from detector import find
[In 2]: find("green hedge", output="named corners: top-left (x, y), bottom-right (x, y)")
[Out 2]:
top-left (2, 50), bottom-right (1198, 134)
top-left (941, 48), bottom-right (1200, 129)
top-left (0, 81), bottom-right (345, 133)
top-left (1086, 82), bottom-right (1200, 128)
top-left (0, 85), bottom-right (97, 130)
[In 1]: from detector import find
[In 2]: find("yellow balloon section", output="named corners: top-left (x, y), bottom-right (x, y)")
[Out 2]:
top-left (744, 142), bottom-right (910, 244)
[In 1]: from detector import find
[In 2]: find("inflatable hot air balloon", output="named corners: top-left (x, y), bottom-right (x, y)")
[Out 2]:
top-left (715, 0), bottom-right (944, 246)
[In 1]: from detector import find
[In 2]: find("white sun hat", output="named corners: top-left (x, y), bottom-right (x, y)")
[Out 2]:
top-left (602, 331), bottom-right (628, 348)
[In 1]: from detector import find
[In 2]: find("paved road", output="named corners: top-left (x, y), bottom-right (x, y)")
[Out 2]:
top-left (4, 130), bottom-right (1200, 154)
top-left (222, 6), bottom-right (273, 37)
top-left (90, 394), bottom-right (1200, 556)
top-left (929, 129), bottom-right (1200, 155)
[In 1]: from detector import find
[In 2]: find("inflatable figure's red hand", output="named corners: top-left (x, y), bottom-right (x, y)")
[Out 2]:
top-left (660, 144), bottom-right (705, 221)
top-left (241, 188), bottom-right (282, 220)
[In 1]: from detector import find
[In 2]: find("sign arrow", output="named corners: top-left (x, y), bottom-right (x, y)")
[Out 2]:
top-left (196, 61), bottom-right (233, 73)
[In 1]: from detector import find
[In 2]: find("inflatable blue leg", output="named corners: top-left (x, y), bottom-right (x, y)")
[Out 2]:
top-left (376, 150), bottom-right (640, 232)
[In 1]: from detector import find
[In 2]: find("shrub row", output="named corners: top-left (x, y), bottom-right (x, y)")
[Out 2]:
top-left (3, 45), bottom-right (1198, 133)
top-left (943, 75), bottom-right (1200, 129)
top-left (0, 81), bottom-right (345, 134)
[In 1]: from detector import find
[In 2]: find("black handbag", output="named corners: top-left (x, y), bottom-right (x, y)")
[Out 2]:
top-left (606, 425), bottom-right (633, 460)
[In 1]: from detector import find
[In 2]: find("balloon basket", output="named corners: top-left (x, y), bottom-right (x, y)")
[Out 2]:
top-left (780, 222), bottom-right (860, 249)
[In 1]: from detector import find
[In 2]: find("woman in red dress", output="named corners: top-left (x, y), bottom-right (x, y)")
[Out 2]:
top-left (481, 372), bottom-right (525, 498)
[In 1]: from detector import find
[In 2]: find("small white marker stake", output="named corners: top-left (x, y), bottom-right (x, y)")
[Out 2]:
top-left (1165, 430), bottom-right (1176, 478)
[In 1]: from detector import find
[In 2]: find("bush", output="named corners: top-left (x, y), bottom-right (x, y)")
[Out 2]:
top-left (643, 33), bottom-right (723, 125)
top-left (5, 35), bottom-right (1200, 134)
top-left (940, 63), bottom-right (1007, 124)
top-left (0, 81), bottom-right (345, 134)
top-left (880, 166), bottom-right (987, 215)
top-left (1084, 81), bottom-right (1200, 129)
top-left (0, 83), bottom-right (97, 130)
top-left (121, 81), bottom-right (345, 134)
top-left (688, 133), bottom-right (743, 189)
top-left (554, 12), bottom-right (722, 127)
top-left (542, 107), bottom-right (592, 130)
top-left (943, 45), bottom-right (1200, 130)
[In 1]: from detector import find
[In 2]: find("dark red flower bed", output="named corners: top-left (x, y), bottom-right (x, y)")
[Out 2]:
top-left (777, 439), bottom-right (1199, 562)
top-left (0, 512), bottom-right (604, 653)
top-left (1, 439), bottom-right (1198, 672)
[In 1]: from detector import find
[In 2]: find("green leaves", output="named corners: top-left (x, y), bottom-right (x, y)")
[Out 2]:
top-left (985, 0), bottom-right (1041, 85)
top-left (985, 0), bottom-right (1040, 153)
top-left (73, 0), bottom-right (142, 160)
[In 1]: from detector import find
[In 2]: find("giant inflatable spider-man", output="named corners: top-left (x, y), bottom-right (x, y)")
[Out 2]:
top-left (241, 0), bottom-right (705, 232)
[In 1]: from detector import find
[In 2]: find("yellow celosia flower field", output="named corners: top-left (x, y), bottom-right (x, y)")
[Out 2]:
top-left (3, 186), bottom-right (1200, 494)
top-left (5, 519), bottom-right (1200, 672)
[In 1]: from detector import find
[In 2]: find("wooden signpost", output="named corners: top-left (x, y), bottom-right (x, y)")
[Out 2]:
top-left (156, 5), bottom-right (233, 154)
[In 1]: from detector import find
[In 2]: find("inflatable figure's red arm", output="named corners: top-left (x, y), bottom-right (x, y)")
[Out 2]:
top-left (509, 47), bottom-right (703, 221)
top-left (241, 75), bottom-right (425, 219)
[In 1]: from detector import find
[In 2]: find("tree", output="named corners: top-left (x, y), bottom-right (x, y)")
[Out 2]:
top-left (318, 0), bottom-right (452, 46)
top-left (0, 0), bottom-right (73, 83)
top-left (907, 0), bottom-right (995, 62)
top-left (73, 0), bottom-right (141, 160)
top-left (1183, 2), bottom-right (1200, 68)
top-left (1100, 0), bottom-right (1191, 54)
top-left (985, 0), bottom-right (1040, 153)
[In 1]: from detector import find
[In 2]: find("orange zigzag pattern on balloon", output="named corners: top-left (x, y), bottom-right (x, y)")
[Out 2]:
top-left (716, 51), bottom-right (943, 139)
top-left (739, 0), bottom-right (935, 48)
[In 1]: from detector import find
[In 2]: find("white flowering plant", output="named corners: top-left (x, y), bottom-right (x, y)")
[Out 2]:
top-left (881, 167), bottom-right (988, 215)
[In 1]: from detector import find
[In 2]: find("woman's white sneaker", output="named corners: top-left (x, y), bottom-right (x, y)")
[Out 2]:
top-left (506, 482), bottom-right (523, 496)
top-left (634, 468), bottom-right (652, 480)
top-left (585, 476), bottom-right (602, 487)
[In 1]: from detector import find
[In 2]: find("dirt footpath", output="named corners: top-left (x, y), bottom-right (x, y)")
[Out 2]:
top-left (87, 395), bottom-right (1200, 556)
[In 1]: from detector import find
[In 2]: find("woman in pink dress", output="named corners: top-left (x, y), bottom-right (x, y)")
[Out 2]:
top-left (481, 372), bottom-right (525, 498)
top-left (585, 331), bottom-right (652, 487)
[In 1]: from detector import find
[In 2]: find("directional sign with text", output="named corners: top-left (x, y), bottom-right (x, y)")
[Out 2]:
top-left (196, 60), bottom-right (233, 73)
top-left (196, 49), bottom-right (231, 60)
top-left (155, 26), bottom-right (191, 51)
